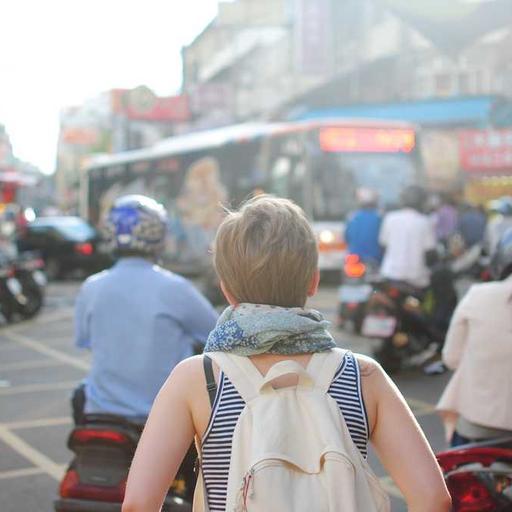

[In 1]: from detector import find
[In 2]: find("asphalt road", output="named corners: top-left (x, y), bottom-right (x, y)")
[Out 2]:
top-left (0, 280), bottom-right (452, 511)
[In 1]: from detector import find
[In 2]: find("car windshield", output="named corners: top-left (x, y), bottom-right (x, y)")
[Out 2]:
top-left (312, 153), bottom-right (418, 220)
top-left (34, 218), bottom-right (96, 241)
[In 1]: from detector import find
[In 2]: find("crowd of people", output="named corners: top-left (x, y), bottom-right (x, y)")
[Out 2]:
top-left (346, 186), bottom-right (512, 276)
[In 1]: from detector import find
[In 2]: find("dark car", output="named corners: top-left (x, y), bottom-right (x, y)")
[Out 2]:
top-left (18, 217), bottom-right (111, 279)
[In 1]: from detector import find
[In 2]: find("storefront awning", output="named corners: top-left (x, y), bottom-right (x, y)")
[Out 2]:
top-left (289, 96), bottom-right (502, 127)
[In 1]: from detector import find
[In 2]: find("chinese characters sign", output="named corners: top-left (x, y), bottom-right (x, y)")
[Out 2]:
top-left (460, 129), bottom-right (512, 172)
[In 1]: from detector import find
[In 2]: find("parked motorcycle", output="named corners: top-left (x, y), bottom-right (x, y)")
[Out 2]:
top-left (336, 254), bottom-right (376, 333)
top-left (55, 414), bottom-right (195, 512)
top-left (12, 251), bottom-right (46, 318)
top-left (0, 259), bottom-right (23, 323)
top-left (437, 436), bottom-right (512, 511)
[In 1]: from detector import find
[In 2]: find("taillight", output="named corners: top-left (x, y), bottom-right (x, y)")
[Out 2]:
top-left (7, 267), bottom-right (15, 278)
top-left (70, 428), bottom-right (130, 446)
top-left (438, 447), bottom-right (512, 512)
top-left (387, 287), bottom-right (400, 299)
top-left (446, 472), bottom-right (496, 512)
top-left (344, 254), bottom-right (366, 278)
top-left (75, 243), bottom-right (94, 256)
top-left (59, 469), bottom-right (126, 502)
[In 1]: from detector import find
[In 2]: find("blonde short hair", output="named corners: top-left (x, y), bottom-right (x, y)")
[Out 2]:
top-left (213, 195), bottom-right (318, 307)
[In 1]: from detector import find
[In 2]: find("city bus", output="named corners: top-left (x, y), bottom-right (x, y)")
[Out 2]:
top-left (84, 119), bottom-right (422, 273)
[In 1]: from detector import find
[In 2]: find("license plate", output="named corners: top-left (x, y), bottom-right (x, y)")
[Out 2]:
top-left (6, 278), bottom-right (22, 296)
top-left (361, 315), bottom-right (397, 338)
top-left (338, 284), bottom-right (373, 303)
top-left (33, 270), bottom-right (47, 287)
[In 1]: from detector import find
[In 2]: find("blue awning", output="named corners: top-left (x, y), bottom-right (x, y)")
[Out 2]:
top-left (290, 96), bottom-right (499, 127)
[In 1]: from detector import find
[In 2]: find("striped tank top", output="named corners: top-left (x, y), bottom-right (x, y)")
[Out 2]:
top-left (201, 352), bottom-right (369, 512)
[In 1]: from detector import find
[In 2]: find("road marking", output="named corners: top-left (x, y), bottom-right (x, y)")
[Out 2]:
top-left (0, 425), bottom-right (64, 481)
top-left (0, 380), bottom-right (77, 396)
top-left (0, 467), bottom-right (46, 480)
top-left (0, 359), bottom-right (63, 372)
top-left (1, 330), bottom-right (90, 371)
top-left (406, 397), bottom-right (436, 415)
top-left (3, 416), bottom-right (72, 430)
top-left (2, 307), bottom-right (74, 333)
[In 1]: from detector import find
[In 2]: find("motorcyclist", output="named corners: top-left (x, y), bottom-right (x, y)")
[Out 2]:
top-left (485, 196), bottom-right (512, 256)
top-left (437, 227), bottom-right (512, 446)
top-left (345, 188), bottom-right (382, 265)
top-left (379, 185), bottom-right (436, 291)
top-left (72, 195), bottom-right (218, 423)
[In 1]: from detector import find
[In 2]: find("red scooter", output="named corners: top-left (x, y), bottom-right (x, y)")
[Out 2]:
top-left (55, 414), bottom-right (195, 511)
top-left (437, 437), bottom-right (512, 511)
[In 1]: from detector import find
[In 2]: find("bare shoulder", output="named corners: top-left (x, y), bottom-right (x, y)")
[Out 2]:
top-left (174, 354), bottom-right (204, 377)
top-left (160, 355), bottom-right (205, 396)
top-left (353, 353), bottom-right (382, 378)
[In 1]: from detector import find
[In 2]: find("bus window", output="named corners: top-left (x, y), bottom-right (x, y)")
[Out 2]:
top-left (269, 157), bottom-right (292, 197)
top-left (312, 155), bottom-right (357, 220)
top-left (330, 153), bottom-right (417, 208)
top-left (289, 161), bottom-right (306, 207)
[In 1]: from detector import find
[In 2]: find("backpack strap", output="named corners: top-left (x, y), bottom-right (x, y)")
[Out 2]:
top-left (202, 355), bottom-right (217, 408)
top-left (208, 352), bottom-right (263, 403)
top-left (208, 349), bottom-right (348, 402)
top-left (307, 348), bottom-right (347, 393)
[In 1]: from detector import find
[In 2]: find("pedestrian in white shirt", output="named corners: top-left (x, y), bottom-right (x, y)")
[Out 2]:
top-left (437, 228), bottom-right (512, 446)
top-left (380, 186), bottom-right (436, 289)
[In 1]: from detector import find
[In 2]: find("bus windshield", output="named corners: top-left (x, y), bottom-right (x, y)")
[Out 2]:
top-left (312, 152), bottom-right (418, 221)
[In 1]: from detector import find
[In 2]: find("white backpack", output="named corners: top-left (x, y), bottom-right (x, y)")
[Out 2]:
top-left (194, 348), bottom-right (390, 512)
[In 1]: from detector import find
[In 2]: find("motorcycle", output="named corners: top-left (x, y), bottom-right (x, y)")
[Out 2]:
top-left (12, 251), bottom-right (46, 319)
top-left (336, 254), bottom-right (375, 333)
top-left (360, 280), bottom-right (439, 373)
top-left (361, 248), bottom-right (458, 373)
top-left (0, 256), bottom-right (26, 323)
top-left (437, 436), bottom-right (512, 511)
top-left (55, 414), bottom-right (195, 511)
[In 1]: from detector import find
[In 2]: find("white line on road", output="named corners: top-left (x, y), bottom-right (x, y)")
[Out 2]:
top-left (2, 416), bottom-right (72, 430)
top-left (1, 330), bottom-right (90, 371)
top-left (0, 308), bottom-right (74, 334)
top-left (0, 359), bottom-right (63, 372)
top-left (406, 397), bottom-right (436, 414)
top-left (0, 467), bottom-right (46, 480)
top-left (0, 381), bottom-right (77, 396)
top-left (0, 425), bottom-right (64, 481)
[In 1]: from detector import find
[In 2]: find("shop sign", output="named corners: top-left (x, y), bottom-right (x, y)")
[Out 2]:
top-left (460, 129), bottom-right (512, 172)
top-left (111, 87), bottom-right (191, 122)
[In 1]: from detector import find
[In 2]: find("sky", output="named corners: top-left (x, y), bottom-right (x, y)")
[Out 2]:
top-left (0, 0), bottom-right (221, 174)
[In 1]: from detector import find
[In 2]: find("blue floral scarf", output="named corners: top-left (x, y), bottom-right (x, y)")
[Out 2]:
top-left (204, 303), bottom-right (336, 355)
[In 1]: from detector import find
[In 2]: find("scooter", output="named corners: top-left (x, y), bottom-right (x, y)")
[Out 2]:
top-left (55, 414), bottom-right (194, 512)
top-left (0, 257), bottom-right (25, 323)
top-left (437, 436), bottom-right (512, 511)
top-left (12, 251), bottom-right (46, 319)
top-left (336, 254), bottom-right (376, 333)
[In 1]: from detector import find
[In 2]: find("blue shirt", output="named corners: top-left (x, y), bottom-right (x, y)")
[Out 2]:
top-left (459, 210), bottom-right (487, 247)
top-left (345, 208), bottom-right (383, 263)
top-left (75, 257), bottom-right (218, 417)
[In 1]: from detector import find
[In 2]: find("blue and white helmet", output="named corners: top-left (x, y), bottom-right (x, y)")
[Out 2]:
top-left (103, 195), bottom-right (167, 256)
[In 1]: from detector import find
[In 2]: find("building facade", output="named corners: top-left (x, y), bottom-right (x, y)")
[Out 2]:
top-left (182, 0), bottom-right (512, 125)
